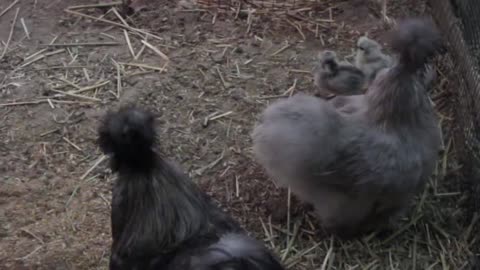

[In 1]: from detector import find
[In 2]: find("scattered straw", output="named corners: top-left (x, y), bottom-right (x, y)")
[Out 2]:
top-left (17, 49), bottom-right (66, 69)
top-left (50, 89), bottom-right (102, 102)
top-left (46, 42), bottom-right (121, 47)
top-left (0, 0), bottom-right (19, 19)
top-left (20, 18), bottom-right (30, 39)
top-left (118, 62), bottom-right (168, 72)
top-left (64, 9), bottom-right (164, 41)
top-left (0, 7), bottom-right (19, 60)
top-left (123, 30), bottom-right (136, 59)
top-left (67, 2), bottom-right (122, 10)
top-left (141, 40), bottom-right (170, 61)
top-left (80, 155), bottom-right (107, 180)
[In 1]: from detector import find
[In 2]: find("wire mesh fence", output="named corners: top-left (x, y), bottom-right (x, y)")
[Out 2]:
top-left (429, 0), bottom-right (480, 216)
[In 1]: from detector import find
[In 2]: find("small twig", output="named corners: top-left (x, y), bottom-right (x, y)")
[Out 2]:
top-left (0, 0), bottom-right (19, 19)
top-left (80, 155), bottom-right (107, 180)
top-left (20, 18), bottom-right (30, 39)
top-left (83, 67), bottom-right (91, 81)
top-left (114, 60), bottom-right (122, 98)
top-left (124, 70), bottom-right (155, 78)
top-left (270, 43), bottom-right (290, 57)
top-left (67, 2), bottom-right (123, 10)
top-left (19, 228), bottom-right (44, 244)
top-left (47, 98), bottom-right (55, 109)
top-left (194, 150), bottom-right (225, 175)
top-left (24, 48), bottom-right (48, 61)
top-left (49, 35), bottom-right (59, 45)
top-left (234, 175), bottom-right (240, 197)
top-left (382, 214), bottom-right (423, 244)
top-left (69, 80), bottom-right (111, 95)
top-left (285, 187), bottom-right (291, 247)
top-left (112, 7), bottom-right (129, 26)
top-left (0, 7), bottom-right (20, 60)
top-left (281, 220), bottom-right (300, 261)
top-left (283, 79), bottom-right (297, 97)
top-left (320, 238), bottom-right (334, 270)
top-left (123, 30), bottom-right (136, 59)
top-left (289, 69), bottom-right (310, 74)
top-left (286, 19), bottom-right (305, 40)
top-left (285, 242), bottom-right (322, 268)
top-left (66, 174), bottom-right (100, 208)
top-left (56, 77), bottom-right (81, 90)
top-left (141, 40), bottom-right (170, 61)
top-left (203, 111), bottom-right (233, 127)
top-left (256, 94), bottom-right (289, 100)
top-left (46, 42), bottom-right (121, 47)
top-left (62, 137), bottom-right (82, 151)
top-left (15, 246), bottom-right (43, 261)
top-left (0, 99), bottom-right (94, 107)
top-left (118, 62), bottom-right (168, 72)
top-left (135, 38), bottom-right (147, 59)
top-left (50, 89), bottom-right (102, 102)
top-left (17, 49), bottom-right (66, 69)
top-left (33, 65), bottom-right (92, 71)
top-left (259, 217), bottom-right (276, 249)
top-left (0, 100), bottom-right (47, 107)
top-left (215, 66), bottom-right (228, 88)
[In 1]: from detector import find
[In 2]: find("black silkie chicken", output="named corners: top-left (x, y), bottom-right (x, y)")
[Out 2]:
top-left (98, 107), bottom-right (285, 270)
top-left (252, 18), bottom-right (442, 238)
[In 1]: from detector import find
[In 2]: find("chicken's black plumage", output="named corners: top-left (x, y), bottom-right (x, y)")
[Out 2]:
top-left (98, 106), bottom-right (284, 270)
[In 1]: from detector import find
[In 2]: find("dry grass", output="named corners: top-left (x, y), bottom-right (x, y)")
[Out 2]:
top-left (0, 0), bottom-right (477, 269)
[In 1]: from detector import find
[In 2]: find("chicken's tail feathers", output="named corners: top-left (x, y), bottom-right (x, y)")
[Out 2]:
top-left (389, 18), bottom-right (442, 71)
top-left (204, 256), bottom-right (285, 270)
top-left (189, 233), bottom-right (285, 270)
top-left (98, 105), bottom-right (157, 170)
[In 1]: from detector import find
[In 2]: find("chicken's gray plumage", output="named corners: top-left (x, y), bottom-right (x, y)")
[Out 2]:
top-left (252, 18), bottom-right (442, 238)
top-left (99, 106), bottom-right (285, 270)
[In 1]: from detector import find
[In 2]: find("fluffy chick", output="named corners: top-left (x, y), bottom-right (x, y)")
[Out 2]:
top-left (313, 50), bottom-right (367, 98)
top-left (99, 106), bottom-right (285, 270)
top-left (355, 36), bottom-right (393, 84)
top-left (252, 18), bottom-right (442, 238)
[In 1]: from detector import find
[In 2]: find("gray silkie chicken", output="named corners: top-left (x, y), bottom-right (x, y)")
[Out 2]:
top-left (98, 106), bottom-right (285, 270)
top-left (312, 50), bottom-right (367, 98)
top-left (252, 18), bottom-right (442, 238)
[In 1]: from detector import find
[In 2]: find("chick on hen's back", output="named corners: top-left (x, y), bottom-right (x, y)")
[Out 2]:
top-left (313, 50), bottom-right (367, 98)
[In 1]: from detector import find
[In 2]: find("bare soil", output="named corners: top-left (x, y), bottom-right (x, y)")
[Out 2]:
top-left (0, 0), bottom-right (475, 269)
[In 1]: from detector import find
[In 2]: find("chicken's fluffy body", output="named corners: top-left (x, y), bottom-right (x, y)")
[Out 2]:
top-left (253, 18), bottom-right (442, 237)
top-left (99, 107), bottom-right (284, 270)
top-left (313, 50), bottom-right (367, 97)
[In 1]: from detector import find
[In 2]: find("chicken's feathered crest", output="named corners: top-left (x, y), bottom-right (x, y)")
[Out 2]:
top-left (389, 18), bottom-right (441, 71)
top-left (98, 105), bottom-right (157, 171)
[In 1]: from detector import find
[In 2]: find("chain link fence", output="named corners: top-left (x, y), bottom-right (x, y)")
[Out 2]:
top-left (429, 0), bottom-right (480, 216)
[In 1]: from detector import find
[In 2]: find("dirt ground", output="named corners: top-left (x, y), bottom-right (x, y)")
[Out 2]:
top-left (0, 0), bottom-right (477, 269)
